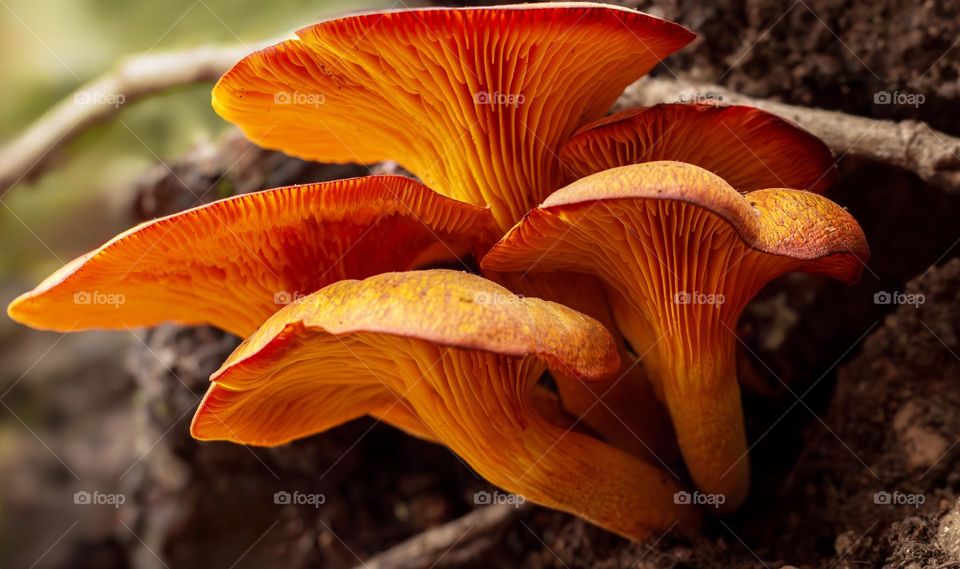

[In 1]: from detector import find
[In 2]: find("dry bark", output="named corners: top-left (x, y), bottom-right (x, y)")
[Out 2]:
top-left (352, 503), bottom-right (528, 569)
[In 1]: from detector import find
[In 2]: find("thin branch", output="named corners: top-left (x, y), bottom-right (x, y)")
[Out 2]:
top-left (618, 77), bottom-right (960, 193)
top-left (3, 48), bottom-right (960, 196)
top-left (350, 503), bottom-right (527, 569)
top-left (0, 45), bottom-right (253, 194)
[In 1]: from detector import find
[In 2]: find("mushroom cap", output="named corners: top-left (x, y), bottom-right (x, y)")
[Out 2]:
top-left (9, 176), bottom-right (498, 337)
top-left (189, 269), bottom-right (699, 541)
top-left (214, 269), bottom-right (619, 386)
top-left (482, 161), bottom-right (869, 508)
top-left (212, 3), bottom-right (694, 228)
top-left (192, 269), bottom-right (620, 445)
top-left (484, 160), bottom-right (868, 283)
top-left (559, 103), bottom-right (837, 193)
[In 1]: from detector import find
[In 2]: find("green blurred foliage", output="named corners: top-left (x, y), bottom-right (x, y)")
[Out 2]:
top-left (0, 0), bottom-right (391, 282)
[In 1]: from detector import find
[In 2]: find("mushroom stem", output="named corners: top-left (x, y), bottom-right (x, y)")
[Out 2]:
top-left (518, 407), bottom-right (701, 540)
top-left (396, 344), bottom-right (700, 540)
top-left (657, 341), bottom-right (749, 511)
top-left (609, 290), bottom-right (749, 511)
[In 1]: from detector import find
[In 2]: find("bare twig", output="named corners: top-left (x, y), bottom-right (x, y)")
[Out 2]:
top-left (0, 45), bottom-right (253, 194)
top-left (350, 503), bottom-right (527, 569)
top-left (619, 77), bottom-right (960, 193)
top-left (3, 48), bottom-right (960, 196)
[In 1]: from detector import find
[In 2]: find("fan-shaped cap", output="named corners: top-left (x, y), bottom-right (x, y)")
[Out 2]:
top-left (559, 104), bottom-right (837, 193)
top-left (9, 176), bottom-right (498, 337)
top-left (201, 269), bottom-right (619, 406)
top-left (486, 161), bottom-right (867, 279)
top-left (212, 4), bottom-right (694, 229)
top-left (191, 270), bottom-right (698, 539)
top-left (482, 161), bottom-right (868, 508)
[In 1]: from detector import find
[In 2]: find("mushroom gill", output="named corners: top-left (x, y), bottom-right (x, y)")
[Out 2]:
top-left (491, 271), bottom-right (678, 465)
top-left (8, 175), bottom-right (497, 337)
top-left (212, 3), bottom-right (694, 229)
top-left (559, 103), bottom-right (837, 193)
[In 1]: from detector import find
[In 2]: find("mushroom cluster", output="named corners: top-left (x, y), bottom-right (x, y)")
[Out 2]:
top-left (9, 3), bottom-right (869, 540)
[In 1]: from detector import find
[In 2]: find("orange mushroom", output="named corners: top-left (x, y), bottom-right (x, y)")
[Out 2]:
top-left (482, 161), bottom-right (869, 509)
top-left (212, 3), bottom-right (694, 229)
top-left (191, 269), bottom-right (700, 539)
top-left (559, 103), bottom-right (837, 193)
top-left (5, 2), bottom-right (874, 535)
top-left (8, 175), bottom-right (497, 337)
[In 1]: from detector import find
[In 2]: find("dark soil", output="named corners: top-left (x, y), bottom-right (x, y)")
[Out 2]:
top-left (120, 326), bottom-right (486, 569)
top-left (624, 0), bottom-right (960, 136)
